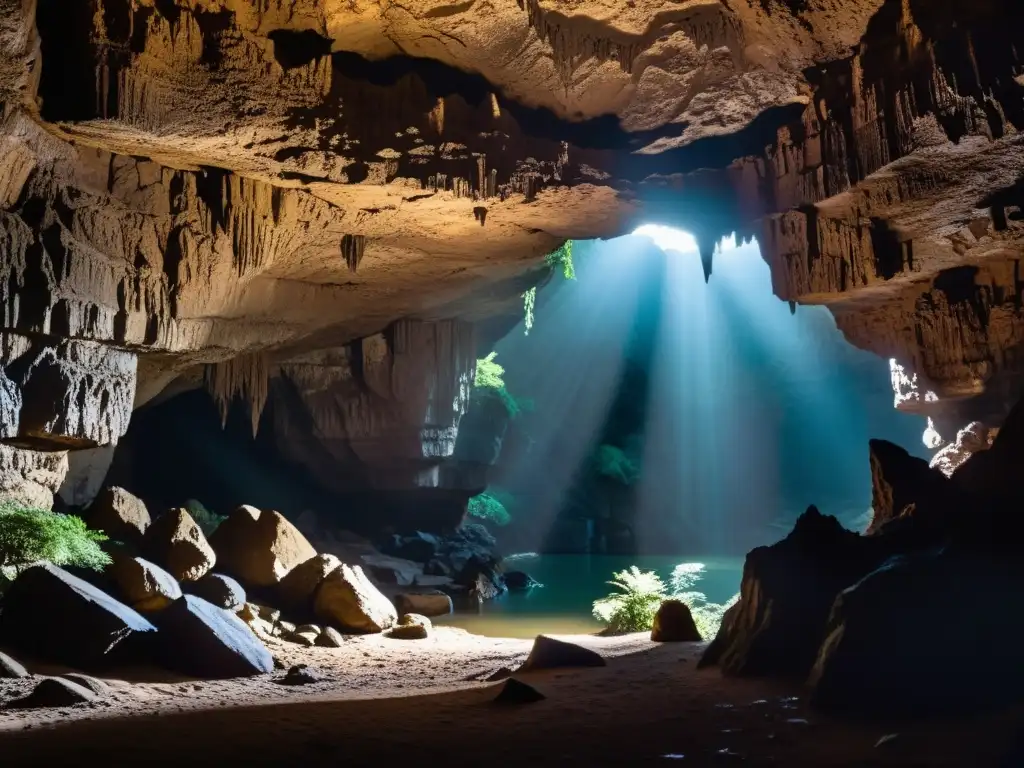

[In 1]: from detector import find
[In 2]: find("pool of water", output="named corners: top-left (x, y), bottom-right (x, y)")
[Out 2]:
top-left (435, 554), bottom-right (744, 638)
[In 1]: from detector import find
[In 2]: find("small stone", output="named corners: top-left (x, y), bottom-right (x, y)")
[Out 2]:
top-left (0, 650), bottom-right (29, 678)
top-left (295, 623), bottom-right (321, 635)
top-left (651, 599), bottom-right (702, 642)
top-left (277, 620), bottom-right (297, 634)
top-left (493, 678), bottom-right (545, 705)
top-left (289, 630), bottom-right (318, 647)
top-left (6, 677), bottom-right (97, 708)
top-left (386, 613), bottom-right (431, 640)
top-left (255, 603), bottom-right (281, 623)
top-left (276, 664), bottom-right (324, 686)
top-left (485, 666), bottom-right (513, 682)
top-left (316, 626), bottom-right (345, 647)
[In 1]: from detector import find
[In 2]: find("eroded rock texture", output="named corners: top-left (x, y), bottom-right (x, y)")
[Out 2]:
top-left (0, 0), bottom-right (1022, 508)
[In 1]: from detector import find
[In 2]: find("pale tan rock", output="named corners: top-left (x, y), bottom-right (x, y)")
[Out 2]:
top-left (209, 505), bottom-right (316, 588)
top-left (386, 613), bottom-right (431, 640)
top-left (314, 564), bottom-right (397, 634)
top-left (394, 592), bottom-right (453, 618)
top-left (108, 553), bottom-right (182, 612)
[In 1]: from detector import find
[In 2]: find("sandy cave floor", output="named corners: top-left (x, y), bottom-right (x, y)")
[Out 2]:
top-left (0, 628), bottom-right (1020, 767)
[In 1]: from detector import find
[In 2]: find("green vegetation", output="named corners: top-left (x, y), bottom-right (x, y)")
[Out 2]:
top-left (523, 240), bottom-right (576, 336)
top-left (592, 566), bottom-right (667, 633)
top-left (467, 490), bottom-right (512, 526)
top-left (0, 501), bottom-right (110, 573)
top-left (593, 444), bottom-right (640, 485)
top-left (592, 561), bottom-right (739, 637)
top-left (184, 499), bottom-right (226, 537)
top-left (472, 352), bottom-right (526, 418)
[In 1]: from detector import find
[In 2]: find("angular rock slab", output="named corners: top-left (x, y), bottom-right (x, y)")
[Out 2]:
top-left (142, 507), bottom-right (216, 582)
top-left (314, 563), bottom-right (397, 633)
top-left (155, 595), bottom-right (273, 679)
top-left (86, 486), bottom-right (151, 545)
top-left (518, 636), bottom-right (606, 673)
top-left (0, 562), bottom-right (156, 669)
top-left (209, 505), bottom-right (316, 588)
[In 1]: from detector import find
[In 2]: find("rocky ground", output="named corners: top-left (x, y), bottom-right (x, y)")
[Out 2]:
top-left (0, 630), bottom-right (1020, 767)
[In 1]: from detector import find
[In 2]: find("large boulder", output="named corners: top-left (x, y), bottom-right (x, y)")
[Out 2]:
top-left (209, 505), bottom-right (316, 588)
top-left (154, 595), bottom-right (274, 679)
top-left (108, 553), bottom-right (183, 612)
top-left (809, 550), bottom-right (1024, 717)
top-left (394, 591), bottom-right (453, 617)
top-left (185, 573), bottom-right (247, 611)
top-left (700, 506), bottom-right (884, 678)
top-left (651, 599), bottom-right (702, 642)
top-left (0, 563), bottom-right (157, 668)
top-left (867, 439), bottom-right (950, 536)
top-left (313, 563), bottom-right (397, 633)
top-left (142, 508), bottom-right (216, 582)
top-left (85, 486), bottom-right (151, 545)
top-left (276, 554), bottom-right (341, 615)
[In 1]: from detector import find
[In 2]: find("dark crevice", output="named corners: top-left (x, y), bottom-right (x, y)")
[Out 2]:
top-left (869, 217), bottom-right (906, 281)
top-left (268, 29), bottom-right (333, 70)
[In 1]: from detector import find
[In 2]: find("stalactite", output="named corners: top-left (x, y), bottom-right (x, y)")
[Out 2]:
top-left (204, 353), bottom-right (269, 438)
top-left (341, 234), bottom-right (366, 273)
top-left (473, 206), bottom-right (487, 226)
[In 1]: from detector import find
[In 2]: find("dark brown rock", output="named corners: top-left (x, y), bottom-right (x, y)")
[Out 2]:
top-left (86, 486), bottom-right (151, 545)
top-left (651, 599), bottom-right (702, 642)
top-left (142, 508), bottom-right (216, 582)
top-left (867, 439), bottom-right (950, 536)
top-left (185, 573), bottom-right (247, 611)
top-left (699, 506), bottom-right (883, 679)
top-left (809, 551), bottom-right (1024, 717)
top-left (518, 635), bottom-right (606, 673)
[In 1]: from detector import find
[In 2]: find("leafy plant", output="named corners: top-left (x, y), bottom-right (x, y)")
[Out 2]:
top-left (592, 566), bottom-right (667, 633)
top-left (522, 240), bottom-right (576, 336)
top-left (467, 491), bottom-right (511, 526)
top-left (184, 499), bottom-right (226, 537)
top-left (593, 444), bottom-right (640, 485)
top-left (591, 561), bottom-right (739, 638)
top-left (0, 501), bottom-right (111, 572)
top-left (472, 352), bottom-right (525, 418)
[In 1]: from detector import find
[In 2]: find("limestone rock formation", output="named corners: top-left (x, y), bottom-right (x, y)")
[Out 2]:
top-left (0, 444), bottom-right (68, 509)
top-left (0, 0), bottom-right (1020, 511)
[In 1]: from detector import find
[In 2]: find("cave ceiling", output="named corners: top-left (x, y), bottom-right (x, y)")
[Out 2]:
top-left (1, 0), bottom-right (1023, 456)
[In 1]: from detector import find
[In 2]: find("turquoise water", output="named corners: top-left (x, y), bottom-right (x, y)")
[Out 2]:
top-left (436, 554), bottom-right (744, 638)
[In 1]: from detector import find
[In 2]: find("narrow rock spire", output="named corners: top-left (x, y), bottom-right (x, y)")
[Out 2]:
top-left (699, 242), bottom-right (713, 283)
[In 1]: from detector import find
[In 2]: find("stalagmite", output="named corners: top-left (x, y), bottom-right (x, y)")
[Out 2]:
top-left (203, 354), bottom-right (270, 438)
top-left (789, 301), bottom-right (797, 315)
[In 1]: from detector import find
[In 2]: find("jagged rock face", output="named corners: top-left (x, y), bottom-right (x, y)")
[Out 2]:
top-left (0, 0), bottom-right (1023, 503)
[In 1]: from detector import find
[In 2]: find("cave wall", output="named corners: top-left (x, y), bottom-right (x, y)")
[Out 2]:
top-left (0, 0), bottom-right (1023, 519)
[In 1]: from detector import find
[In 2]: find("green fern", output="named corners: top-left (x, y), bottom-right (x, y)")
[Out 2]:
top-left (0, 501), bottom-right (111, 572)
top-left (592, 566), bottom-right (667, 633)
top-left (184, 499), bottom-right (226, 537)
top-left (473, 352), bottom-right (524, 418)
top-left (593, 444), bottom-right (640, 485)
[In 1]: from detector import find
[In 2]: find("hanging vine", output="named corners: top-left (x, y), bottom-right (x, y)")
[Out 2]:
top-left (523, 240), bottom-right (575, 335)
